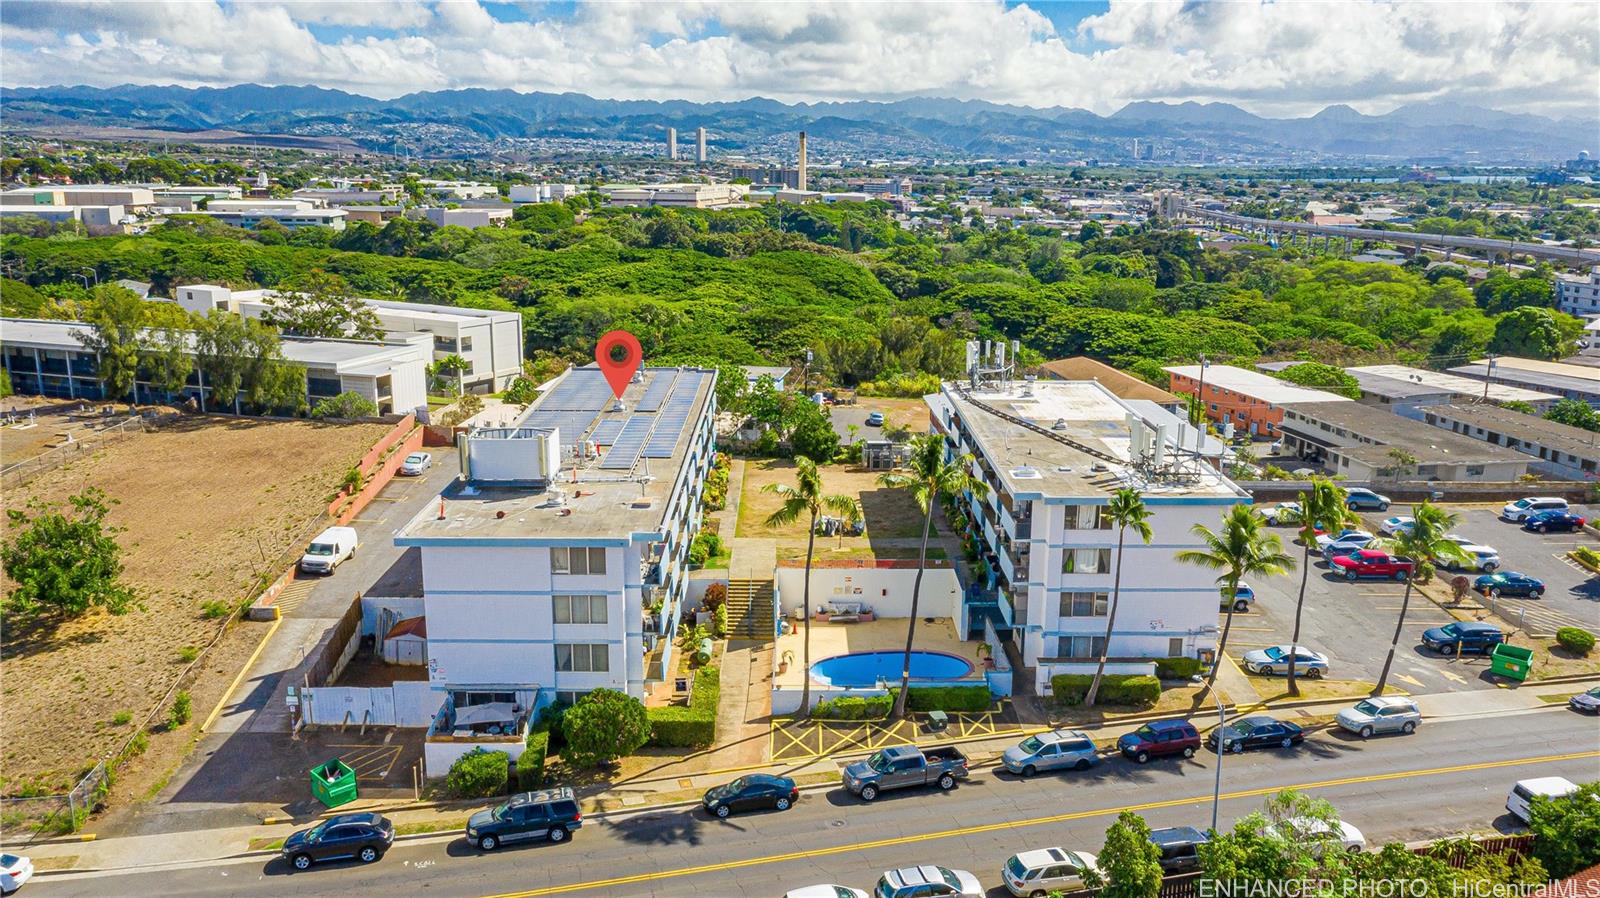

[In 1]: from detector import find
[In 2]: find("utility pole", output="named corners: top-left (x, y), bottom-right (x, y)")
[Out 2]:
top-left (1482, 354), bottom-right (1497, 402)
top-left (1193, 354), bottom-right (1209, 463)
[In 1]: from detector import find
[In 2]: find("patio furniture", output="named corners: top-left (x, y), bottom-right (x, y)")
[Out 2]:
top-left (925, 710), bottom-right (949, 733)
top-left (816, 602), bottom-right (872, 624)
top-left (310, 758), bottom-right (358, 809)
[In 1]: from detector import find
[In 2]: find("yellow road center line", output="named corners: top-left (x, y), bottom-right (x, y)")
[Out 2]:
top-left (480, 749), bottom-right (1600, 898)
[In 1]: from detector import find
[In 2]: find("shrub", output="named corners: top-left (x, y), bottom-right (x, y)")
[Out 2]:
top-left (893, 685), bottom-right (992, 713)
top-left (713, 603), bottom-right (728, 639)
top-left (812, 694), bottom-right (893, 720)
top-left (1573, 547), bottom-right (1600, 568)
top-left (168, 690), bottom-right (192, 727)
top-left (1154, 657), bottom-right (1203, 680)
top-left (517, 729), bottom-right (549, 791)
top-left (537, 701), bottom-right (570, 753)
top-left (445, 749), bottom-right (509, 798)
top-left (702, 582), bottom-right (727, 611)
top-left (1049, 674), bottom-right (1161, 709)
top-left (111, 710), bottom-right (133, 726)
top-left (1556, 627), bottom-right (1596, 655)
top-left (176, 645), bottom-right (200, 664)
top-left (562, 688), bottom-right (651, 767)
top-left (311, 391), bottom-right (378, 420)
top-left (648, 667), bottom-right (719, 747)
top-left (200, 599), bottom-right (231, 619)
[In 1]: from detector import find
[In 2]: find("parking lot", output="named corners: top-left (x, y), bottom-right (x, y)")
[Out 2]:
top-left (1232, 500), bottom-right (1600, 699)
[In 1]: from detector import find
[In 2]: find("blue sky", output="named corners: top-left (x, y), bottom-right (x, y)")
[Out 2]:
top-left (2, 1), bottom-right (1591, 118)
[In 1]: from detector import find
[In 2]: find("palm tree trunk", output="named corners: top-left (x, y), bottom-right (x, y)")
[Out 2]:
top-left (1372, 575), bottom-right (1413, 696)
top-left (1085, 525), bottom-right (1127, 708)
top-left (893, 506), bottom-right (934, 719)
top-left (800, 513), bottom-right (816, 718)
top-left (1205, 576), bottom-right (1241, 692)
top-left (1287, 543), bottom-right (1312, 697)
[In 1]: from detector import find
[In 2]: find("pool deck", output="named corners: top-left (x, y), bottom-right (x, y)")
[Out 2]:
top-left (773, 618), bottom-right (982, 689)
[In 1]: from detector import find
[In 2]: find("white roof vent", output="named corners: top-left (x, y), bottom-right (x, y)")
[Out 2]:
top-left (1052, 418), bottom-right (1067, 430)
top-left (1011, 466), bottom-right (1042, 479)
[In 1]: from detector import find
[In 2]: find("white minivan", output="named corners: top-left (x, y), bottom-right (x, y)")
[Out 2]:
top-left (1506, 776), bottom-right (1579, 823)
top-left (1501, 497), bottom-right (1568, 522)
top-left (300, 526), bottom-right (359, 575)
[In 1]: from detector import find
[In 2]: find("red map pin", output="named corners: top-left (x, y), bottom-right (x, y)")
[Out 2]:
top-left (595, 330), bottom-right (642, 399)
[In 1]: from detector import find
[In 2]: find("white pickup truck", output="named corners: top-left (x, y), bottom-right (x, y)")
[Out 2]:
top-left (299, 526), bottom-right (358, 575)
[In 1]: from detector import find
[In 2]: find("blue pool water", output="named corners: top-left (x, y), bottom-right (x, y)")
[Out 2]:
top-left (810, 651), bottom-right (973, 688)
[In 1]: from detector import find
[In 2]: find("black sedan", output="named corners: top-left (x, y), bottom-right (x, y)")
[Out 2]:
top-left (1206, 715), bottom-right (1304, 754)
top-left (1474, 571), bottom-right (1545, 598)
top-left (1522, 510), bottom-right (1587, 533)
top-left (282, 812), bottom-right (393, 870)
top-left (702, 774), bottom-right (798, 819)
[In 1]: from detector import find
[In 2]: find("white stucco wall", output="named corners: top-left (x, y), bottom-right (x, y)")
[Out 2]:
top-left (774, 567), bottom-right (961, 620)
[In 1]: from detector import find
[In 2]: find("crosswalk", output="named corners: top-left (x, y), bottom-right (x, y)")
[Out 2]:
top-left (273, 579), bottom-right (316, 616)
top-left (1485, 596), bottom-right (1591, 637)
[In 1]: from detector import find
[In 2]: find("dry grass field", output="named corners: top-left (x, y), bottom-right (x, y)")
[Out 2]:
top-left (736, 458), bottom-right (930, 543)
top-left (1, 415), bottom-right (388, 795)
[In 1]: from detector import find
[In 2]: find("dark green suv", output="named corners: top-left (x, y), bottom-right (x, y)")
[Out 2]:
top-left (465, 788), bottom-right (582, 851)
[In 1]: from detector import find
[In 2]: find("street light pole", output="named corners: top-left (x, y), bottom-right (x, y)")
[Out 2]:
top-left (1211, 685), bottom-right (1226, 834)
top-left (1481, 355), bottom-right (1497, 403)
top-left (1193, 354), bottom-right (1209, 462)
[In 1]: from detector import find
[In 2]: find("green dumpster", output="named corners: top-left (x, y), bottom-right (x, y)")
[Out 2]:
top-left (1490, 643), bottom-right (1534, 682)
top-left (311, 758), bottom-right (358, 809)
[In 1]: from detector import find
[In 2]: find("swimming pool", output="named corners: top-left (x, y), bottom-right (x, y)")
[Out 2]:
top-left (810, 651), bottom-right (973, 688)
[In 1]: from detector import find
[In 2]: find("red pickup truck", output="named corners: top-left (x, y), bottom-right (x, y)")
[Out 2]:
top-left (1332, 549), bottom-right (1415, 582)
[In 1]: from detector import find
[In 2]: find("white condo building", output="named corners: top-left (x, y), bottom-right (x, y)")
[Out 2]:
top-left (1556, 266), bottom-right (1600, 319)
top-left (928, 374), bottom-right (1251, 696)
top-left (394, 365), bottom-right (718, 770)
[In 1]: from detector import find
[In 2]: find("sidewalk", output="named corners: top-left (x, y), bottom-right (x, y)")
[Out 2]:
top-left (29, 674), bottom-right (1597, 878)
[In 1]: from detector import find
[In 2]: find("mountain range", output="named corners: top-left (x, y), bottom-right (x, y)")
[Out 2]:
top-left (1, 83), bottom-right (1590, 164)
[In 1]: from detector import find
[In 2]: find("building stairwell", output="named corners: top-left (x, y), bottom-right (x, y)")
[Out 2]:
top-left (725, 578), bottom-right (776, 639)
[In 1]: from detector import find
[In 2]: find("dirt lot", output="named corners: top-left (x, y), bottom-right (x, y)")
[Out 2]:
top-left (1, 415), bottom-right (389, 796)
top-left (0, 398), bottom-right (148, 468)
top-left (736, 458), bottom-right (931, 543)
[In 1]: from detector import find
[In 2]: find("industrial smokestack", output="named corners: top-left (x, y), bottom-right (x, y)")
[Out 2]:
top-left (666, 127), bottom-right (677, 161)
top-left (797, 131), bottom-right (808, 191)
top-left (696, 127), bottom-right (707, 163)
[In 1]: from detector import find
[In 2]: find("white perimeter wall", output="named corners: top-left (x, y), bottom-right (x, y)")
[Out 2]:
top-left (775, 567), bottom-right (961, 621)
top-left (302, 680), bottom-right (439, 727)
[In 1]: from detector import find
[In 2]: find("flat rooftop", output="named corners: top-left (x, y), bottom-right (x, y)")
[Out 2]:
top-left (1346, 364), bottom-right (1558, 404)
top-left (397, 365), bottom-right (716, 543)
top-left (1040, 356), bottom-right (1178, 405)
top-left (1425, 403), bottom-right (1600, 460)
top-left (1448, 358), bottom-right (1600, 395)
top-left (1280, 400), bottom-right (1529, 466)
top-left (932, 379), bottom-right (1247, 502)
top-left (1164, 363), bottom-right (1351, 405)
top-left (1, 317), bottom-right (408, 370)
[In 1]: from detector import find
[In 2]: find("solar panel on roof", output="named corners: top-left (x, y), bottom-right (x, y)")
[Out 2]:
top-left (599, 416), bottom-right (653, 469)
top-left (634, 370), bottom-right (678, 413)
top-left (643, 371), bottom-right (703, 458)
top-left (538, 369), bottom-right (614, 411)
top-left (522, 407), bottom-right (602, 453)
top-left (589, 419), bottom-right (625, 445)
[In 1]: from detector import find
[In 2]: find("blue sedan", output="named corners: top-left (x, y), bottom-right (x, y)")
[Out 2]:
top-left (1474, 572), bottom-right (1545, 599)
top-left (1522, 510), bottom-right (1586, 533)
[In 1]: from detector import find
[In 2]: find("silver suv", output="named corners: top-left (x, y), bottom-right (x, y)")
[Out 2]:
top-left (1001, 730), bottom-right (1099, 777)
top-left (1336, 697), bottom-right (1420, 739)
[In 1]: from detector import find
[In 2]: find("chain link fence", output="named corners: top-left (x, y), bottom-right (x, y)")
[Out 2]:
top-left (1, 413), bottom-right (154, 490)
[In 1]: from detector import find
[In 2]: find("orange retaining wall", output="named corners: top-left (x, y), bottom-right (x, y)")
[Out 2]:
top-left (355, 414), bottom-right (416, 473)
top-left (331, 426), bottom-right (424, 525)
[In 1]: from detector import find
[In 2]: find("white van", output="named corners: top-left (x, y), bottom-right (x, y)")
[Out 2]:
top-left (1506, 776), bottom-right (1578, 823)
top-left (299, 526), bottom-right (358, 575)
top-left (1501, 497), bottom-right (1568, 522)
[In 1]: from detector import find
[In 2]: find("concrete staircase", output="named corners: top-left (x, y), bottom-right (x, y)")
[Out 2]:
top-left (726, 578), bottom-right (776, 639)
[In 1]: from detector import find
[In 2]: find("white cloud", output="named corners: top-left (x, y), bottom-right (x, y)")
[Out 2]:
top-left (0, 0), bottom-right (1593, 118)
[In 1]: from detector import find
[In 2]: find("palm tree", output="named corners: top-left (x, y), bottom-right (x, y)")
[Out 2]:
top-left (878, 433), bottom-right (988, 719)
top-left (763, 456), bottom-right (860, 717)
top-left (1371, 500), bottom-right (1470, 696)
top-left (1178, 504), bottom-right (1295, 692)
top-left (1085, 489), bottom-right (1153, 707)
top-left (1284, 480), bottom-right (1353, 697)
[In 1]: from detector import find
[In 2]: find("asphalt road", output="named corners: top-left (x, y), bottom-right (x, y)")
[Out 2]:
top-left (31, 710), bottom-right (1600, 898)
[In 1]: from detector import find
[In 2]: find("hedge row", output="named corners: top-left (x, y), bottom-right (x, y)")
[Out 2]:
top-left (648, 667), bottom-right (720, 747)
top-left (1049, 674), bottom-right (1161, 709)
top-left (1154, 657), bottom-right (1203, 680)
top-left (517, 727), bottom-right (550, 791)
top-left (812, 694), bottom-right (893, 720)
top-left (446, 748), bottom-right (510, 798)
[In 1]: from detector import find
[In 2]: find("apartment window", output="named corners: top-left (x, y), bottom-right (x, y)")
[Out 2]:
top-left (551, 547), bottom-right (607, 576)
top-left (1061, 548), bottom-right (1113, 574)
top-left (553, 594), bottom-right (608, 625)
top-left (452, 690), bottom-right (514, 707)
top-left (460, 336), bottom-right (473, 352)
top-left (555, 643), bottom-right (610, 673)
top-left (1466, 465), bottom-right (1485, 477)
top-left (1064, 635), bottom-right (1107, 658)
top-left (1168, 638), bottom-right (1185, 657)
top-left (1058, 592), bottom-right (1110, 618)
top-left (434, 335), bottom-right (459, 352)
top-left (554, 690), bottom-right (588, 707)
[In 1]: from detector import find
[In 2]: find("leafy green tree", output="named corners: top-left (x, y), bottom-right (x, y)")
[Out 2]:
top-left (1372, 500), bottom-right (1470, 695)
top-left (1490, 306), bottom-right (1582, 359)
top-left (1283, 480), bottom-right (1351, 696)
top-left (763, 457), bottom-right (860, 715)
top-left (1274, 362), bottom-right (1361, 399)
top-left (1199, 789), bottom-right (1354, 887)
top-left (1545, 398), bottom-right (1600, 432)
top-left (192, 310), bottom-right (302, 413)
top-left (263, 269), bottom-right (384, 340)
top-left (72, 285), bottom-right (146, 402)
top-left (141, 326), bottom-right (195, 401)
top-left (1527, 780), bottom-right (1600, 877)
top-left (312, 391), bottom-right (379, 419)
top-left (3, 488), bottom-right (140, 619)
top-left (1090, 810), bottom-right (1163, 898)
top-left (560, 688), bottom-right (650, 767)
top-left (1178, 504), bottom-right (1294, 691)
top-left (787, 399), bottom-right (840, 463)
top-left (878, 434), bottom-right (988, 718)
top-left (1474, 273), bottom-right (1554, 314)
top-left (430, 353), bottom-right (470, 396)
top-left (1087, 489), bottom-right (1153, 707)
top-left (511, 202), bottom-right (575, 232)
